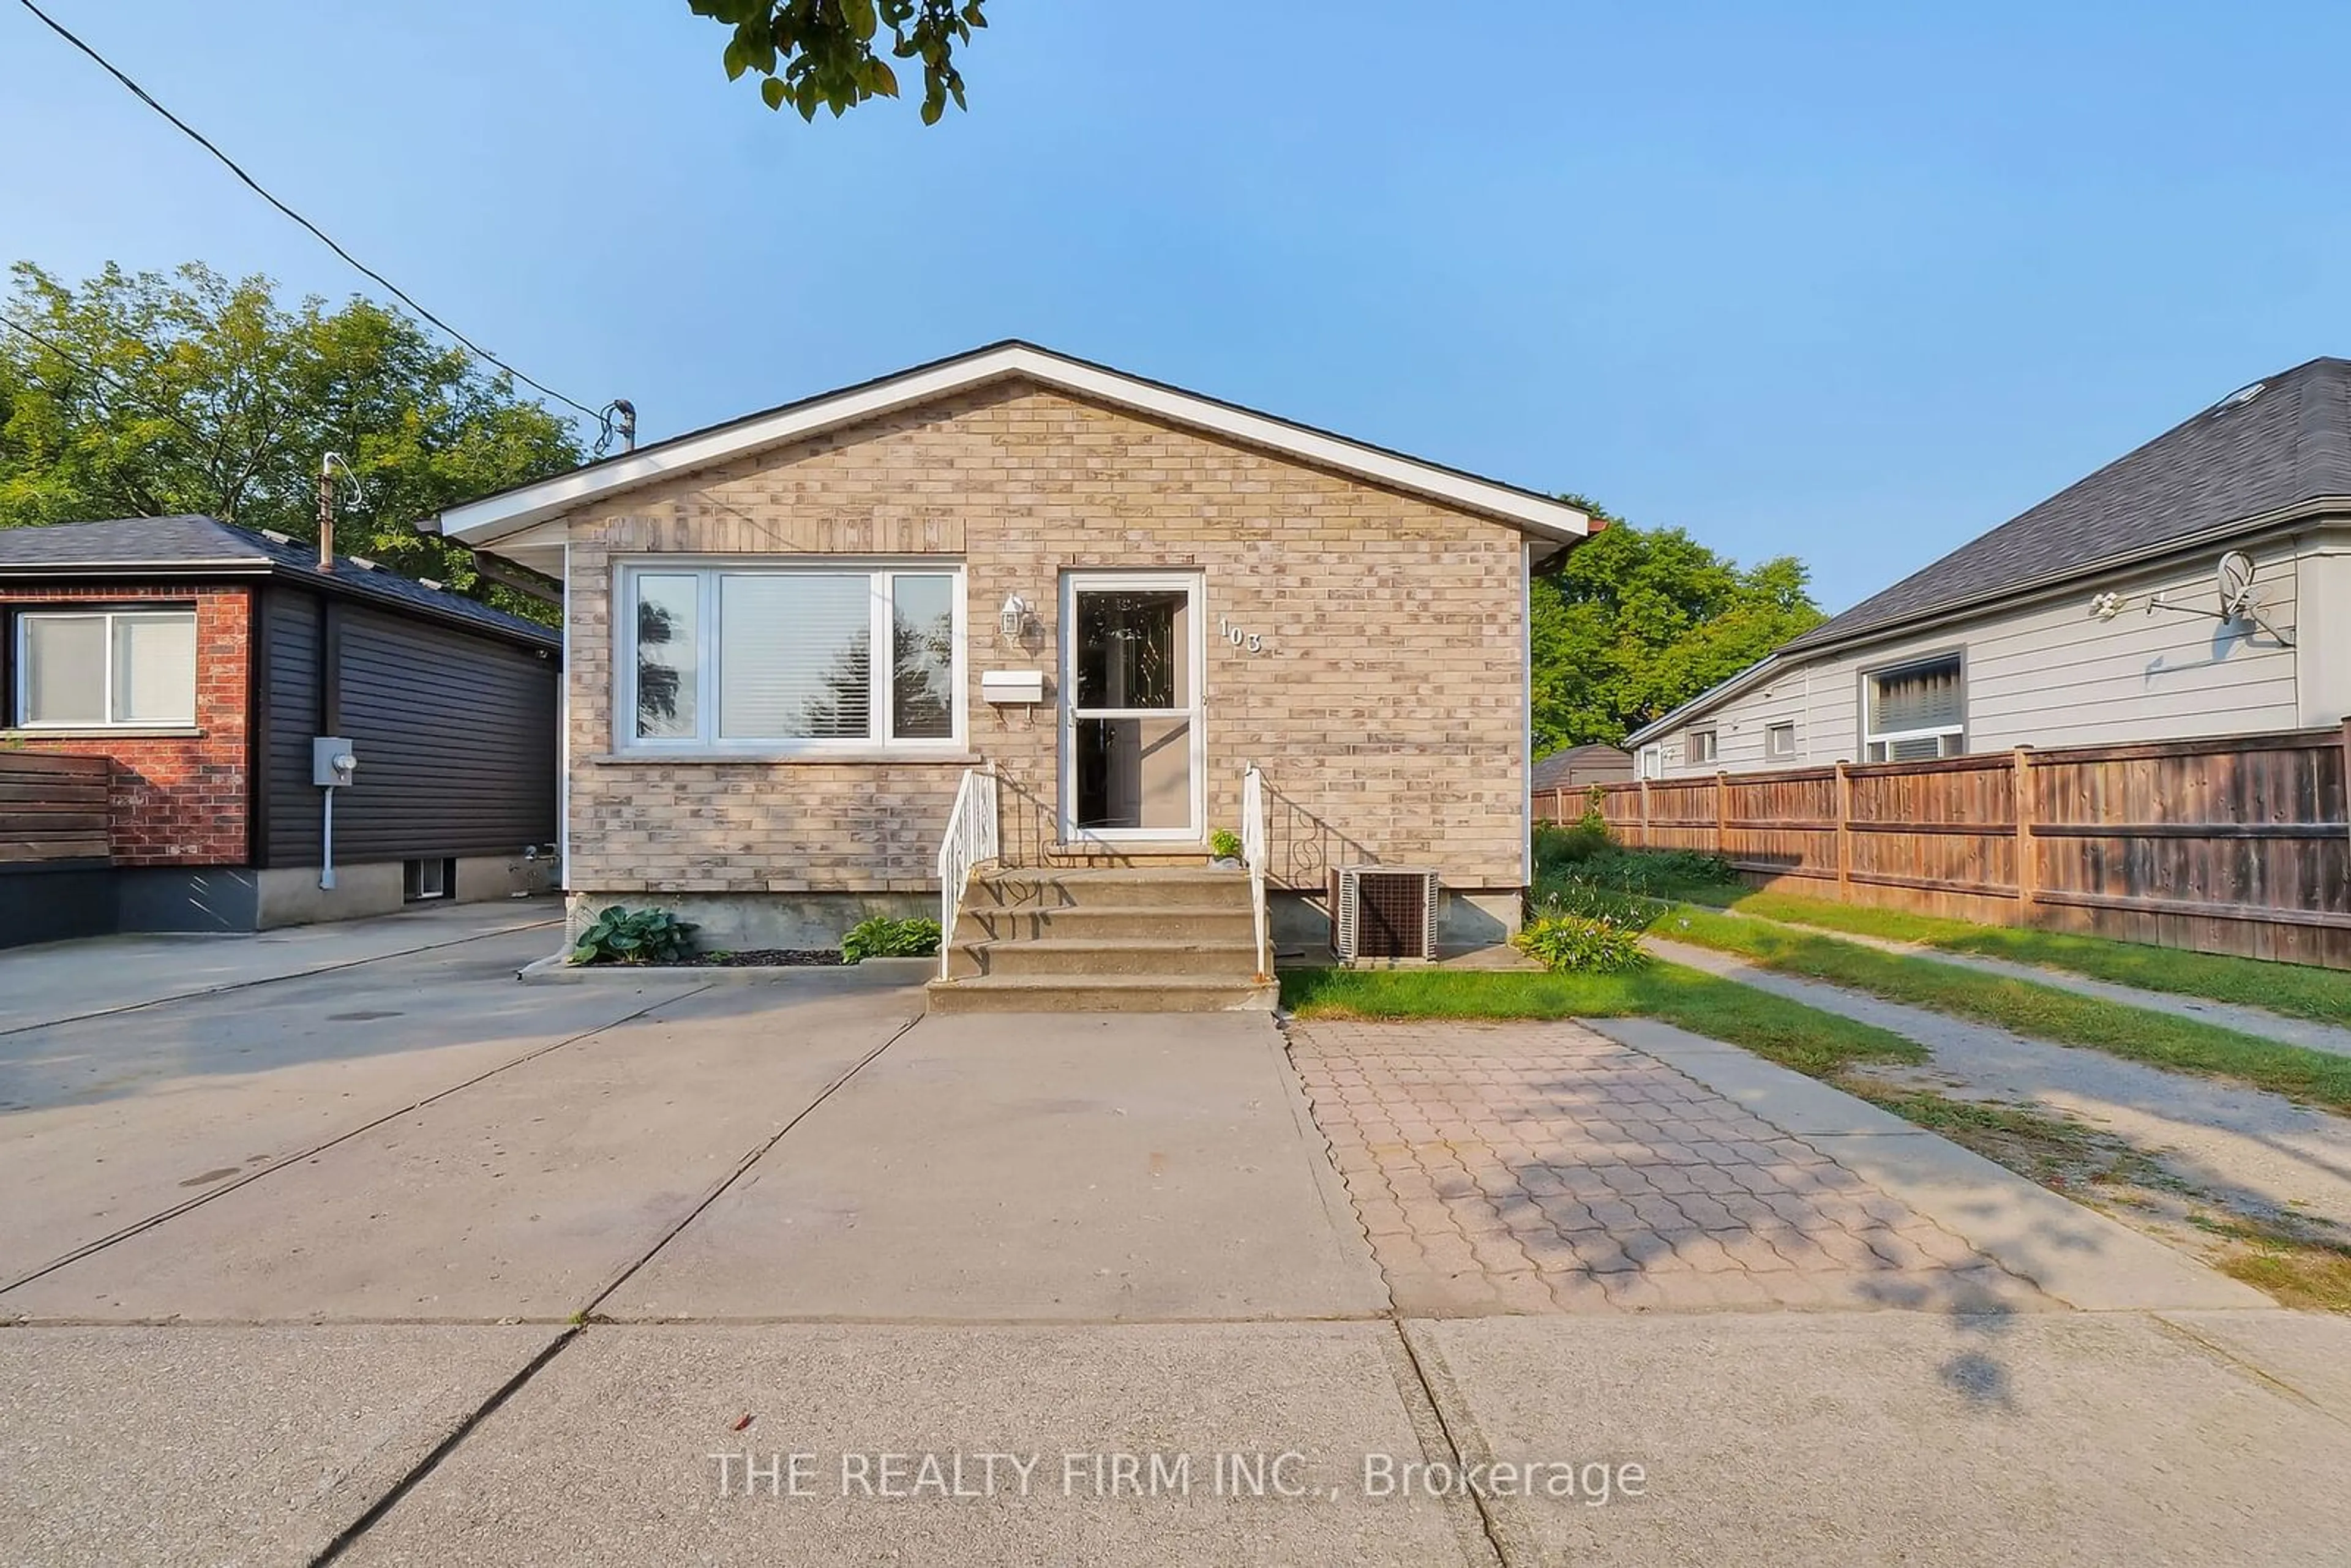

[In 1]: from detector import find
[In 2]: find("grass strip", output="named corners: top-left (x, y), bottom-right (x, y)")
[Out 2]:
top-left (1681, 887), bottom-right (2351, 1029)
top-left (1280, 961), bottom-right (1923, 1079)
top-left (2188, 1216), bottom-right (2351, 1313)
top-left (1657, 904), bottom-right (2351, 1113)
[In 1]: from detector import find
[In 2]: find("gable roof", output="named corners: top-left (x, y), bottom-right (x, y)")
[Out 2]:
top-left (1530, 743), bottom-right (1633, 791)
top-left (0, 515), bottom-right (559, 649)
top-left (433, 340), bottom-right (1592, 547)
top-left (1781, 355), bottom-right (2351, 657)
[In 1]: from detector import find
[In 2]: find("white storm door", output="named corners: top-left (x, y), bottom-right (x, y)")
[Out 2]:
top-left (1059, 572), bottom-right (1205, 843)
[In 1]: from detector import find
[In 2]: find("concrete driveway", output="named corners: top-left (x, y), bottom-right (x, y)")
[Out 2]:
top-left (3, 921), bottom-right (2349, 1566)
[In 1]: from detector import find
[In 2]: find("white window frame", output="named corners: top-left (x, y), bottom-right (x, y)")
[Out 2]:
top-left (1862, 653), bottom-right (1966, 763)
top-left (613, 560), bottom-right (966, 756)
top-left (1766, 721), bottom-right (1797, 760)
top-left (1686, 727), bottom-right (1719, 767)
top-left (1637, 745), bottom-right (1663, 780)
top-left (12, 607), bottom-right (198, 729)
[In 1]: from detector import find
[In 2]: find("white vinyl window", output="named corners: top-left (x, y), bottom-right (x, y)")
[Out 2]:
top-left (1686, 728), bottom-right (1719, 766)
top-left (1865, 655), bottom-right (1965, 762)
top-left (618, 563), bottom-right (963, 752)
top-left (13, 609), bottom-right (197, 727)
top-left (1766, 721), bottom-right (1797, 759)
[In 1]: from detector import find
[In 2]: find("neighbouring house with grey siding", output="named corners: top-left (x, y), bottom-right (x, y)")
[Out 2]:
top-left (1630, 357), bottom-right (2351, 777)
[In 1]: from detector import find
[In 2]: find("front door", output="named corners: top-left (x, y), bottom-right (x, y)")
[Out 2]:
top-left (1059, 572), bottom-right (1204, 844)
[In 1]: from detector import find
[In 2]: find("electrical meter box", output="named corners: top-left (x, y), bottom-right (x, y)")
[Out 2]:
top-left (312, 737), bottom-right (358, 787)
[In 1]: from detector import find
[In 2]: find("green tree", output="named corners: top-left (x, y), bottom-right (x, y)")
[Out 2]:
top-left (0, 261), bottom-right (582, 620)
top-left (1532, 497), bottom-right (1826, 753)
top-left (691, 0), bottom-right (987, 122)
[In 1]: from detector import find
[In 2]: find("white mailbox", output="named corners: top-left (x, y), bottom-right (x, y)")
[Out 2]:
top-left (980, 669), bottom-right (1046, 705)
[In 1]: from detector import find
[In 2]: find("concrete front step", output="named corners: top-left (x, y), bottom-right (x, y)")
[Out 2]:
top-left (957, 904), bottom-right (1258, 943)
top-left (948, 937), bottom-right (1260, 980)
top-left (923, 974), bottom-right (1278, 1014)
top-left (969, 866), bottom-right (1252, 912)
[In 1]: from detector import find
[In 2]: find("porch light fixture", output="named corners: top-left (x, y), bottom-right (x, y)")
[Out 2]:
top-left (999, 593), bottom-right (1031, 641)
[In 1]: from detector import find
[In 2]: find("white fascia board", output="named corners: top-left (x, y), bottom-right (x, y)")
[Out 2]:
top-left (1622, 655), bottom-right (1783, 748)
top-left (438, 344), bottom-right (1591, 546)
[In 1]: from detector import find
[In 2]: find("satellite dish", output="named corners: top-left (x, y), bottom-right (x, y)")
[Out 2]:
top-left (2216, 550), bottom-right (2256, 618)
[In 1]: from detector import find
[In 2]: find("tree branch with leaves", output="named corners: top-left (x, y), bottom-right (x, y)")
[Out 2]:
top-left (0, 260), bottom-right (582, 622)
top-left (689, 0), bottom-right (987, 122)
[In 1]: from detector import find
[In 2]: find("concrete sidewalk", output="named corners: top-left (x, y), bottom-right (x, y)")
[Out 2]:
top-left (0, 899), bottom-right (561, 1035)
top-left (1650, 936), bottom-right (2351, 1244)
top-left (1709, 907), bottom-right (2351, 1058)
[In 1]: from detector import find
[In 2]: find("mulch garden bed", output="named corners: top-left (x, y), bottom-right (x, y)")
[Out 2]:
top-left (636, 949), bottom-right (848, 968)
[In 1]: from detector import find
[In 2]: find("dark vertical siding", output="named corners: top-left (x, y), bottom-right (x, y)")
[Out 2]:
top-left (326, 606), bottom-right (558, 861)
top-left (261, 588), bottom-right (324, 868)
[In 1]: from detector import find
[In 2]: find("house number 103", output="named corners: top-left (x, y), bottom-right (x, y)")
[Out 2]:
top-left (1218, 617), bottom-right (1265, 654)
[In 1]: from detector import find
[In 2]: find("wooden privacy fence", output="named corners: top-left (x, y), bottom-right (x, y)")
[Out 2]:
top-left (0, 751), bottom-right (111, 866)
top-left (1534, 786), bottom-right (1604, 823)
top-left (1594, 723), bottom-right (2351, 970)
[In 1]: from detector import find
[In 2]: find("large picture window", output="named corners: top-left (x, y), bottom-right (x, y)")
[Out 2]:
top-left (13, 608), bottom-right (197, 727)
top-left (1864, 654), bottom-right (1965, 762)
top-left (620, 564), bottom-right (962, 752)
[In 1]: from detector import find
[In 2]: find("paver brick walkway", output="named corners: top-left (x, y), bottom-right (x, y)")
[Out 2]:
top-left (1286, 1018), bottom-right (2053, 1315)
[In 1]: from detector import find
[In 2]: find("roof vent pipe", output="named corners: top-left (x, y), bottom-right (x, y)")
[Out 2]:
top-left (317, 452), bottom-right (365, 570)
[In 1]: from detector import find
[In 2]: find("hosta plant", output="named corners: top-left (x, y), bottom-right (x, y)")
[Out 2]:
top-left (568, 906), bottom-right (699, 966)
top-left (841, 915), bottom-right (943, 962)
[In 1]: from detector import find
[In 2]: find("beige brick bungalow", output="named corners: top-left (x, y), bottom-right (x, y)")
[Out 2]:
top-left (435, 343), bottom-right (1591, 961)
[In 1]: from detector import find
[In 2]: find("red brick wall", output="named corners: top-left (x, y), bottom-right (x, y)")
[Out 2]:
top-left (1, 585), bottom-right (250, 866)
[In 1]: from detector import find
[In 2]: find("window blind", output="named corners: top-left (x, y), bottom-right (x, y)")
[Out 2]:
top-left (23, 615), bottom-right (107, 724)
top-left (113, 613), bottom-right (197, 724)
top-left (719, 572), bottom-right (874, 740)
top-left (1870, 658), bottom-right (1963, 733)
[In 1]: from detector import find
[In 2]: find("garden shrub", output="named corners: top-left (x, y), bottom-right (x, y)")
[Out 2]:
top-left (1532, 819), bottom-right (1610, 872)
top-left (841, 915), bottom-right (944, 962)
top-left (1529, 879), bottom-right (1656, 929)
top-left (568, 906), bottom-right (699, 966)
top-left (1513, 912), bottom-right (1650, 974)
top-left (1568, 846), bottom-right (1738, 898)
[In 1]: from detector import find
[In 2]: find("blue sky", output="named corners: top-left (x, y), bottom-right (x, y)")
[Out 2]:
top-left (4, 1), bottom-right (2345, 611)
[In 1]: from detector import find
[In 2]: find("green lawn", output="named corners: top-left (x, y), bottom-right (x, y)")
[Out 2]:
top-left (1656, 904), bottom-right (2351, 1114)
top-left (1682, 887), bottom-right (2351, 1029)
top-left (1280, 962), bottom-right (1923, 1079)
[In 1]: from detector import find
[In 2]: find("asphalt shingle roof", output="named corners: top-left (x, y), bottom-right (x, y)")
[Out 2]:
top-left (1782, 355), bottom-right (2351, 655)
top-left (1529, 744), bottom-right (1633, 792)
top-left (0, 515), bottom-right (557, 648)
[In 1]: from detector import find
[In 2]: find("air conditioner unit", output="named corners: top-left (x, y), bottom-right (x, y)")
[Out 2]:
top-left (1329, 866), bottom-right (1440, 963)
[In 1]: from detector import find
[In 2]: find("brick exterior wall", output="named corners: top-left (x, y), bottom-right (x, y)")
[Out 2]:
top-left (1, 585), bottom-right (250, 865)
top-left (561, 381), bottom-right (1531, 896)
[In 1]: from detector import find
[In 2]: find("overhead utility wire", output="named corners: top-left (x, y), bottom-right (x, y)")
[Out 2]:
top-left (14, 0), bottom-right (612, 433)
top-left (0, 315), bottom-right (220, 452)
